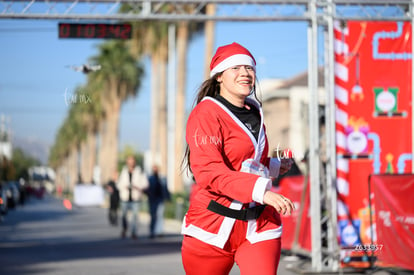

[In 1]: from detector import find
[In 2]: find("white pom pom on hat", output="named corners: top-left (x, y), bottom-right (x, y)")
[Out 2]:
top-left (209, 42), bottom-right (256, 77)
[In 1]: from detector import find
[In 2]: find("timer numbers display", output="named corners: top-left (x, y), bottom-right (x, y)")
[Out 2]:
top-left (58, 23), bottom-right (132, 39)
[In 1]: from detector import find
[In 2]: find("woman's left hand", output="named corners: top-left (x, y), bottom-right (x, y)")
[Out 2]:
top-left (263, 191), bottom-right (295, 215)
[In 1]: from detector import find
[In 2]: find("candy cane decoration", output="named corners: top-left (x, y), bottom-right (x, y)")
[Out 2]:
top-left (334, 21), bottom-right (350, 221)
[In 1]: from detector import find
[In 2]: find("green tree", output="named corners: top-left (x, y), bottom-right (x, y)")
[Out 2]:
top-left (0, 156), bottom-right (15, 181)
top-left (117, 144), bottom-right (144, 171)
top-left (0, 148), bottom-right (41, 181)
top-left (12, 148), bottom-right (41, 180)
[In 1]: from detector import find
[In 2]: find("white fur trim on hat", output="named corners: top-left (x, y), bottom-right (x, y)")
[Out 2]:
top-left (210, 54), bottom-right (256, 77)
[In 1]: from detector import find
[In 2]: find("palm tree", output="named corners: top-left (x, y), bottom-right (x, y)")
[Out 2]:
top-left (74, 83), bottom-right (104, 184)
top-left (49, 127), bottom-right (68, 193)
top-left (49, 104), bottom-right (83, 192)
top-left (172, 5), bottom-right (206, 192)
top-left (121, 3), bottom-right (207, 191)
top-left (204, 4), bottom-right (216, 79)
top-left (127, 17), bottom-right (169, 176)
top-left (89, 41), bottom-right (144, 184)
top-left (66, 97), bottom-right (92, 185)
top-left (119, 4), bottom-right (161, 169)
top-left (151, 22), bottom-right (169, 177)
top-left (50, 41), bottom-right (143, 190)
top-left (49, 81), bottom-right (104, 191)
top-left (143, 5), bottom-right (205, 192)
top-left (173, 20), bottom-right (189, 192)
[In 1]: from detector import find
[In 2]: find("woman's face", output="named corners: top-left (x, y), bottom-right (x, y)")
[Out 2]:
top-left (217, 65), bottom-right (255, 105)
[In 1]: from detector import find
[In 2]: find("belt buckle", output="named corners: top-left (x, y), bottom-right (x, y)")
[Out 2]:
top-left (245, 207), bottom-right (257, 220)
top-left (245, 205), bottom-right (265, 220)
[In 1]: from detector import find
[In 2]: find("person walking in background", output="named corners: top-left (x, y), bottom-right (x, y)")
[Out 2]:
top-left (181, 42), bottom-right (295, 275)
top-left (106, 170), bottom-right (120, 226)
top-left (117, 155), bottom-right (148, 240)
top-left (146, 165), bottom-right (171, 238)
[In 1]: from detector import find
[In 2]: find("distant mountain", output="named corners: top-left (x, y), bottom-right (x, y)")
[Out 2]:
top-left (12, 135), bottom-right (50, 165)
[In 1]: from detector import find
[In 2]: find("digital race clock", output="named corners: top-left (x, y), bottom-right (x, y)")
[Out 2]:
top-left (58, 23), bottom-right (132, 39)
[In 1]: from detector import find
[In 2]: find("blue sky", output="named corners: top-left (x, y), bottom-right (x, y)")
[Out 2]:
top-left (0, 19), bottom-right (308, 163)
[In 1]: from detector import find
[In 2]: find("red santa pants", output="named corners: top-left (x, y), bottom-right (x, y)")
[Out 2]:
top-left (181, 219), bottom-right (281, 275)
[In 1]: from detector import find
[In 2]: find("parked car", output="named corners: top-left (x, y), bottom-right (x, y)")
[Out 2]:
top-left (5, 181), bottom-right (20, 209)
top-left (0, 182), bottom-right (8, 219)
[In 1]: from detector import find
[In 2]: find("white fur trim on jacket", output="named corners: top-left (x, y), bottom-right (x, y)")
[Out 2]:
top-left (181, 200), bottom-right (243, 249)
top-left (252, 177), bottom-right (272, 205)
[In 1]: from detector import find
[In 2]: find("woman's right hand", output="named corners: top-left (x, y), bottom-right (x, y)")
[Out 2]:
top-left (279, 158), bottom-right (293, 175)
top-left (263, 191), bottom-right (295, 216)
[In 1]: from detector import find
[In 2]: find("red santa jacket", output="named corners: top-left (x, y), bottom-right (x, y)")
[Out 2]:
top-left (181, 96), bottom-right (283, 249)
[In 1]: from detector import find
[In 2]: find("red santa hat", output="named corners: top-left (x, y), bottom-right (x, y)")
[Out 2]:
top-left (210, 42), bottom-right (256, 77)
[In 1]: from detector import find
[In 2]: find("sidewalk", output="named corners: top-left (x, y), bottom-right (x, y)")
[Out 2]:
top-left (138, 211), bottom-right (183, 236)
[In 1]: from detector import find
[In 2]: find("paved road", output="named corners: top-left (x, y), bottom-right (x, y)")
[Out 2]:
top-left (0, 195), bottom-right (410, 275)
top-left (0, 195), bottom-right (188, 275)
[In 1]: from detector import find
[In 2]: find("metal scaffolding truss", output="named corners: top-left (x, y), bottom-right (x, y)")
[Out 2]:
top-left (0, 0), bottom-right (412, 21)
top-left (1, 0), bottom-right (413, 274)
top-left (0, 0), bottom-right (306, 21)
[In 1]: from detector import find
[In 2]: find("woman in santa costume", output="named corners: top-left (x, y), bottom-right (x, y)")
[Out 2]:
top-left (181, 42), bottom-right (295, 275)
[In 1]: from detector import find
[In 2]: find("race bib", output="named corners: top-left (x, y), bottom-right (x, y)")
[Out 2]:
top-left (240, 158), bottom-right (270, 178)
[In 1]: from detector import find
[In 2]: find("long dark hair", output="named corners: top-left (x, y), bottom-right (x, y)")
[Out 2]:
top-left (181, 73), bottom-right (261, 174)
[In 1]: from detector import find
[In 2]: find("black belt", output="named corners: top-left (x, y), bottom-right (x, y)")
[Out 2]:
top-left (207, 200), bottom-right (266, 221)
